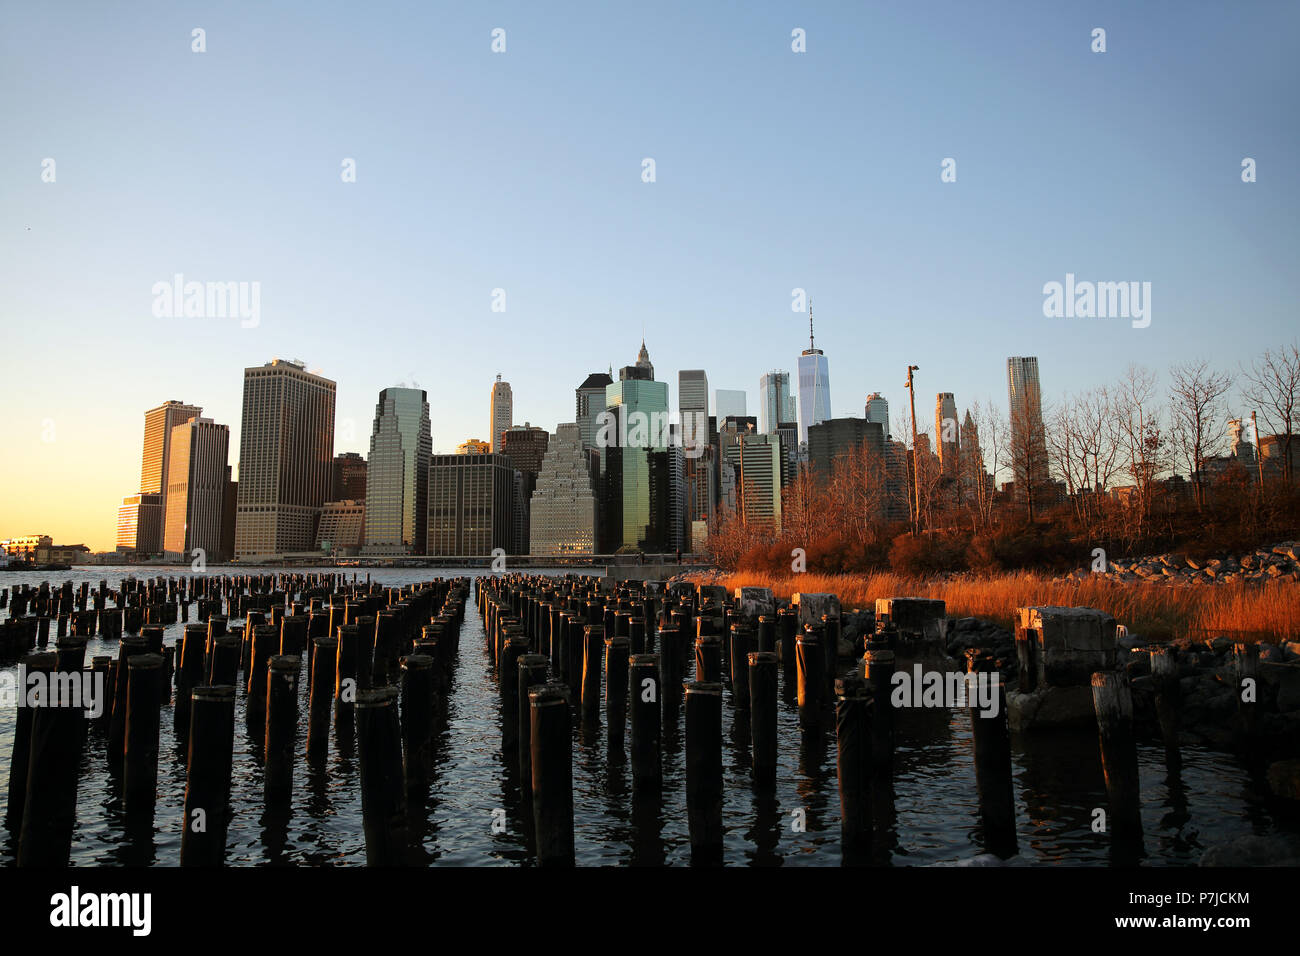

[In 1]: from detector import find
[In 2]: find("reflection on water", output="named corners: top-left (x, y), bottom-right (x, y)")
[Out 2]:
top-left (0, 567), bottom-right (1292, 866)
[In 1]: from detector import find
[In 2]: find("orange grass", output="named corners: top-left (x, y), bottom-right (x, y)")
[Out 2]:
top-left (686, 570), bottom-right (1300, 643)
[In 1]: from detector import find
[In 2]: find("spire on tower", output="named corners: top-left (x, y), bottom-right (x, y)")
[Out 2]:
top-left (809, 298), bottom-right (815, 351)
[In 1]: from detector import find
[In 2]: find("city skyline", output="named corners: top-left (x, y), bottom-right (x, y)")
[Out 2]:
top-left (3, 3), bottom-right (1297, 550)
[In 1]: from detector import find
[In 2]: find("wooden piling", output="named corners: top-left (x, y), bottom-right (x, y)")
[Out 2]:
top-left (749, 651), bottom-right (778, 786)
top-left (123, 652), bottom-right (165, 821)
top-left (835, 676), bottom-right (872, 865)
top-left (1091, 671), bottom-right (1144, 862)
top-left (180, 685), bottom-right (235, 866)
top-left (966, 651), bottom-right (1017, 859)
top-left (684, 681), bottom-right (724, 865)
top-left (629, 654), bottom-right (661, 792)
top-left (356, 687), bottom-right (408, 865)
top-left (265, 655), bottom-right (299, 811)
top-left (529, 682), bottom-right (574, 866)
top-left (307, 637), bottom-right (338, 764)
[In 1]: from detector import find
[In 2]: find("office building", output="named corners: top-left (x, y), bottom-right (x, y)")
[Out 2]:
top-left (332, 452), bottom-right (367, 501)
top-left (137, 400), bottom-right (202, 551)
top-left (163, 416), bottom-right (231, 562)
top-left (935, 392), bottom-right (960, 478)
top-left (576, 371), bottom-right (614, 452)
top-left (530, 423), bottom-right (598, 555)
top-left (364, 387), bottom-right (432, 554)
top-left (758, 371), bottom-right (796, 435)
top-left (600, 343), bottom-right (669, 551)
top-left (234, 359), bottom-right (336, 558)
top-left (501, 423), bottom-right (550, 553)
top-left (116, 494), bottom-right (162, 553)
top-left (457, 438), bottom-right (491, 455)
top-left (806, 417), bottom-right (886, 484)
top-left (1007, 356), bottom-right (1049, 494)
top-left (797, 305), bottom-right (832, 446)
top-left (427, 452), bottom-right (515, 556)
top-left (489, 374), bottom-right (513, 451)
top-left (722, 431), bottom-right (783, 532)
top-left (865, 393), bottom-right (890, 437)
top-left (316, 499), bottom-right (365, 554)
top-left (715, 389), bottom-right (747, 422)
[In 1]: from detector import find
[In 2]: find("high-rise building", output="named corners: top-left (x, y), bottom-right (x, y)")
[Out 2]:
top-left (806, 418), bottom-right (886, 483)
top-left (116, 493), bottom-right (163, 553)
top-left (758, 371), bottom-right (796, 435)
top-left (1007, 356), bottom-right (1049, 497)
top-left (600, 343), bottom-right (670, 551)
top-left (678, 370), bottom-right (712, 536)
top-left (502, 423), bottom-right (550, 554)
top-left (163, 416), bottom-right (230, 562)
top-left (489, 375), bottom-right (513, 452)
top-left (865, 393), bottom-right (890, 438)
top-left (935, 392), bottom-right (960, 478)
top-left (457, 438), bottom-right (491, 455)
top-left (959, 410), bottom-right (988, 503)
top-left (530, 423), bottom-right (597, 555)
top-left (427, 452), bottom-right (515, 556)
top-left (364, 387), bottom-right (432, 554)
top-left (678, 369), bottom-right (709, 448)
top-left (797, 305), bottom-right (832, 447)
top-left (715, 389), bottom-right (747, 422)
top-left (137, 400), bottom-right (202, 551)
top-left (576, 371), bottom-right (614, 452)
top-left (332, 452), bottom-right (367, 501)
top-left (722, 431), bottom-right (783, 532)
top-left (220, 468), bottom-right (237, 561)
top-left (234, 359), bottom-right (336, 558)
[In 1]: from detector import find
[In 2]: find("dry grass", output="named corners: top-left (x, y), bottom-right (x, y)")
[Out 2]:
top-left (687, 570), bottom-right (1300, 643)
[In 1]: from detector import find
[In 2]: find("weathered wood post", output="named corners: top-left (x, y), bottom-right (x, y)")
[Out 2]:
top-left (1091, 671), bottom-right (1144, 863)
top-left (400, 653), bottom-right (436, 799)
top-left (749, 651), bottom-right (778, 786)
top-left (180, 685), bottom-right (235, 866)
top-left (307, 637), bottom-right (338, 764)
top-left (530, 682), bottom-right (575, 866)
top-left (356, 687), bottom-right (408, 865)
top-left (265, 655), bottom-right (299, 812)
top-left (629, 654), bottom-right (661, 792)
top-left (796, 628), bottom-right (824, 729)
top-left (580, 624), bottom-right (604, 724)
top-left (605, 635), bottom-right (630, 750)
top-left (517, 654), bottom-right (550, 796)
top-left (684, 680), bottom-right (724, 865)
top-left (966, 650), bottom-right (1017, 859)
top-left (835, 676), bottom-right (872, 865)
top-left (123, 652), bottom-right (165, 821)
top-left (1149, 645), bottom-right (1181, 769)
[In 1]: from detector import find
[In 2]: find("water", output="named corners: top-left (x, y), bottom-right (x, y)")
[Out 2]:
top-left (0, 566), bottom-right (1290, 866)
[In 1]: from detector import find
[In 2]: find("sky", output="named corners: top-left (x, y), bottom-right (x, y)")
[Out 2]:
top-left (1, 0), bottom-right (1297, 551)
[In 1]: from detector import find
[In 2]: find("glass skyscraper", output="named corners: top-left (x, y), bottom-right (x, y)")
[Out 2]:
top-left (758, 370), bottom-right (796, 434)
top-left (364, 386), bottom-right (432, 554)
top-left (602, 344), bottom-right (669, 551)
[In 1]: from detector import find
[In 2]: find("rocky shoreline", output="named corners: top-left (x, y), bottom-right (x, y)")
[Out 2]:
top-left (1062, 540), bottom-right (1300, 586)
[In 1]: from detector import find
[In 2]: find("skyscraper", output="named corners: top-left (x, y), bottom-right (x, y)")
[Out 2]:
top-left (797, 304), bottom-right (831, 446)
top-left (935, 392), bottom-right (960, 478)
top-left (489, 374), bottom-right (513, 452)
top-left (715, 389), bottom-right (747, 422)
top-left (1007, 356), bottom-right (1049, 501)
top-left (576, 371), bottom-right (614, 451)
top-left (138, 399), bottom-right (202, 552)
top-left (758, 371), bottom-right (796, 435)
top-left (163, 416), bottom-right (230, 562)
top-left (332, 451), bottom-right (367, 501)
top-left (678, 369), bottom-right (711, 538)
top-left (864, 393), bottom-right (890, 437)
top-left (530, 423), bottom-right (598, 555)
top-left (601, 343), bottom-right (669, 551)
top-left (427, 452), bottom-right (515, 556)
top-left (364, 387), bottom-right (432, 554)
top-left (234, 359), bottom-right (336, 558)
top-left (501, 423), bottom-right (550, 553)
top-left (722, 431), bottom-right (784, 532)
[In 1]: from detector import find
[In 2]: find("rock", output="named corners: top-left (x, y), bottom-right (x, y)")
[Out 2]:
top-left (1201, 834), bottom-right (1300, 866)
top-left (1259, 643), bottom-right (1284, 662)
top-left (1007, 684), bottom-right (1098, 731)
top-left (1267, 760), bottom-right (1300, 801)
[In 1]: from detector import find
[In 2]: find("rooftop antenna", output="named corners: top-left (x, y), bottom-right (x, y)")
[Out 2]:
top-left (809, 298), bottom-right (815, 351)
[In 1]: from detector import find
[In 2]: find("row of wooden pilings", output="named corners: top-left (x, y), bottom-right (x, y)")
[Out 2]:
top-left (474, 573), bottom-right (1032, 865)
top-left (4, 572), bottom-right (470, 866)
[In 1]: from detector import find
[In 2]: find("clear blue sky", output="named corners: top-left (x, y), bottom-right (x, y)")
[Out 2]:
top-left (2, 0), bottom-right (1297, 549)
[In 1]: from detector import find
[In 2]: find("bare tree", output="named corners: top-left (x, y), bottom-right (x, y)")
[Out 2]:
top-left (1114, 364), bottom-right (1169, 538)
top-left (1050, 386), bottom-right (1122, 534)
top-left (1169, 359), bottom-right (1232, 510)
top-left (1241, 342), bottom-right (1300, 486)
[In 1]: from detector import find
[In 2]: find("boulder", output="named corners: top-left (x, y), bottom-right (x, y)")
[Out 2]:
top-left (1267, 759), bottom-right (1300, 801)
top-left (733, 586), bottom-right (775, 622)
top-left (1202, 834), bottom-right (1300, 866)
top-left (792, 592), bottom-right (841, 628)
top-left (1017, 606), bottom-right (1117, 687)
